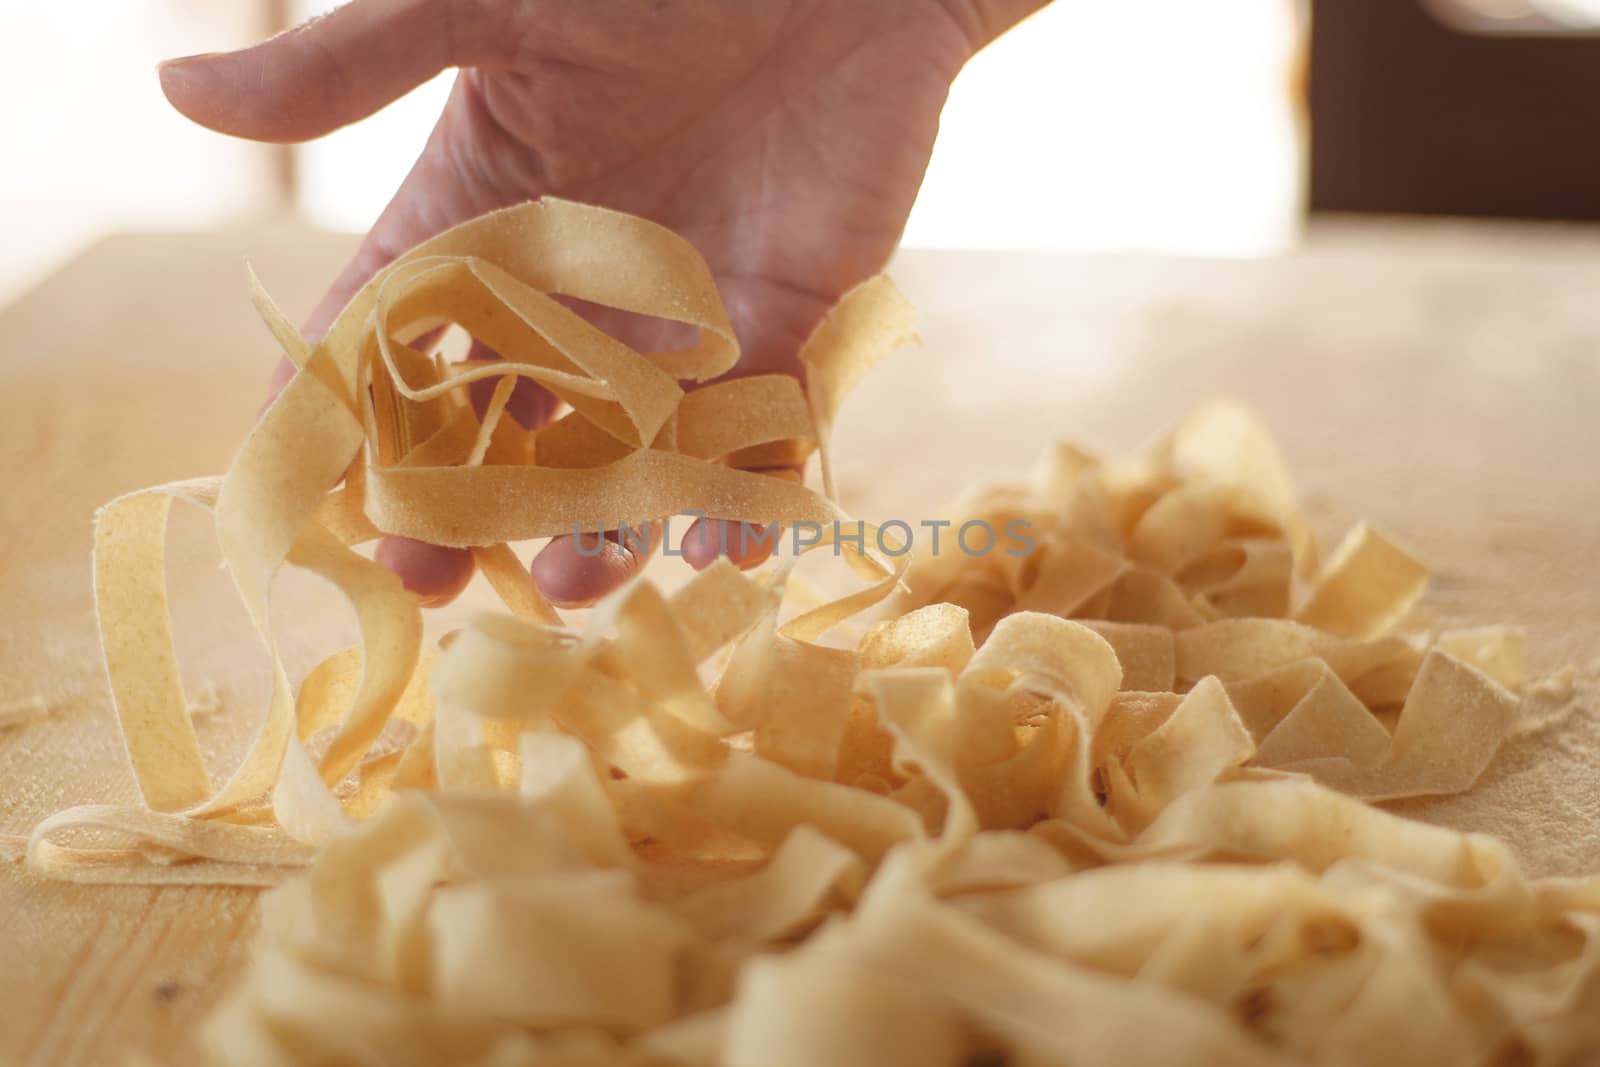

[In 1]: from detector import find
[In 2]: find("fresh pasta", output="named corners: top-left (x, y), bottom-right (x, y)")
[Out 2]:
top-left (21, 198), bottom-right (1597, 1065)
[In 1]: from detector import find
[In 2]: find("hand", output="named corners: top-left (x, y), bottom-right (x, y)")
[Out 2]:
top-left (160, 0), bottom-right (1040, 607)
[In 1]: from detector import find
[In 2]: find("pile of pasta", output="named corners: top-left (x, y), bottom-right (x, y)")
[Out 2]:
top-left (27, 200), bottom-right (1600, 1065)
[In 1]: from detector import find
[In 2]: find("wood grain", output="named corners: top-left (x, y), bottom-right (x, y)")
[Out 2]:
top-left (1, 216), bottom-right (1596, 1065)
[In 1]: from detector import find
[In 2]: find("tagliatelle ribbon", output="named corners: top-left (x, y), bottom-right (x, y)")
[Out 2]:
top-left (22, 198), bottom-right (1600, 1064)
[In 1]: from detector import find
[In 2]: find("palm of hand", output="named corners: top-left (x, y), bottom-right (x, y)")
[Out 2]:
top-left (377, 1), bottom-right (971, 375)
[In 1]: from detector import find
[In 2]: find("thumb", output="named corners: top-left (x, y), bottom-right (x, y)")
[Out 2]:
top-left (158, 0), bottom-right (484, 143)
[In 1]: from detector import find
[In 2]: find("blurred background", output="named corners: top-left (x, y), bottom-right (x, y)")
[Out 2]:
top-left (2, 0), bottom-right (1599, 308)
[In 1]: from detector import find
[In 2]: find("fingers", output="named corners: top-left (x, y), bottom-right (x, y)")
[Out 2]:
top-left (676, 459), bottom-right (802, 571)
top-left (158, 0), bottom-right (478, 143)
top-left (374, 536), bottom-right (476, 608)
top-left (528, 456), bottom-right (800, 605)
top-left (531, 524), bottom-right (660, 609)
top-left (679, 519), bottom-right (778, 571)
top-left (383, 517), bottom-right (771, 613)
top-left (378, 523), bottom-right (660, 613)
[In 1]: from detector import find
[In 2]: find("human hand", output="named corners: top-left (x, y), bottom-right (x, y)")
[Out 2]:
top-left (160, 0), bottom-right (1041, 607)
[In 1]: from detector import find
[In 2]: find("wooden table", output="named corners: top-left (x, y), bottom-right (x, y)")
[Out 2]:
top-left (2, 218), bottom-right (1597, 1066)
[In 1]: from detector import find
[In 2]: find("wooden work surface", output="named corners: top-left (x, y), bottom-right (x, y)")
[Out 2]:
top-left (1, 217), bottom-right (1597, 1065)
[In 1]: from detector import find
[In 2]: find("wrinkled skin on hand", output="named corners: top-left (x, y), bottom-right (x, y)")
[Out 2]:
top-left (161, 0), bottom-right (1040, 606)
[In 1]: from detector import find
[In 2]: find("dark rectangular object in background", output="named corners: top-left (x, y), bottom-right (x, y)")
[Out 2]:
top-left (1309, 0), bottom-right (1600, 220)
